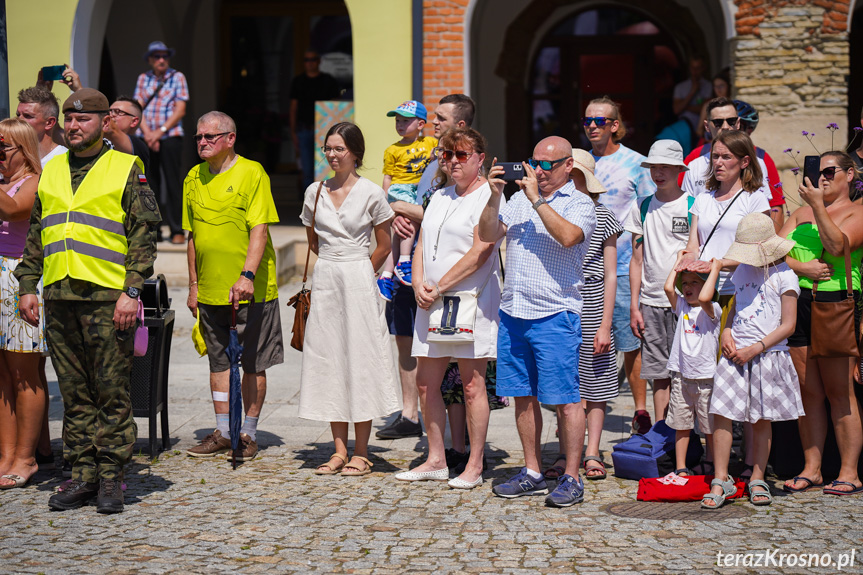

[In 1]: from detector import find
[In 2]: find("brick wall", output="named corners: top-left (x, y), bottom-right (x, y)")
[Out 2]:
top-left (422, 0), bottom-right (469, 115)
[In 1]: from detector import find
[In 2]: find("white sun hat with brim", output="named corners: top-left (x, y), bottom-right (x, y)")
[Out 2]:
top-left (724, 212), bottom-right (796, 268)
top-left (641, 139), bottom-right (689, 170)
top-left (570, 148), bottom-right (607, 194)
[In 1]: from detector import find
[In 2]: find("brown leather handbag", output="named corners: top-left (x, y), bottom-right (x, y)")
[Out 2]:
top-left (810, 234), bottom-right (861, 358)
top-left (287, 182), bottom-right (322, 352)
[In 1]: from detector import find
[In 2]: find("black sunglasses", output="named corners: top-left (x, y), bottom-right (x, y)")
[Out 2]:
top-left (0, 135), bottom-right (5, 161)
top-left (194, 132), bottom-right (230, 143)
top-left (582, 116), bottom-right (615, 127)
top-left (438, 149), bottom-right (474, 162)
top-left (820, 166), bottom-right (844, 181)
top-left (527, 157), bottom-right (569, 171)
top-left (710, 117), bottom-right (739, 129)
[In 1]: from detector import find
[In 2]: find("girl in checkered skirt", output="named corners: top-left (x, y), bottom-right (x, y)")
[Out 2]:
top-left (698, 213), bottom-right (803, 509)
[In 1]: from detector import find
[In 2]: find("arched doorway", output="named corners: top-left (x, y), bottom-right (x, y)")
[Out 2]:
top-left (529, 7), bottom-right (684, 155)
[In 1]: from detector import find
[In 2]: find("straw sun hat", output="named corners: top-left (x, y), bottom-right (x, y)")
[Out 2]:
top-left (570, 149), bottom-right (607, 194)
top-left (724, 212), bottom-right (795, 267)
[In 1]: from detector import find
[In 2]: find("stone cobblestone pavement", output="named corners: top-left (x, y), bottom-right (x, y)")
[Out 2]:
top-left (2, 283), bottom-right (862, 574)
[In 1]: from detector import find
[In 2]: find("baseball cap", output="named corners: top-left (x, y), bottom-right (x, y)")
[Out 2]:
top-left (386, 100), bottom-right (427, 121)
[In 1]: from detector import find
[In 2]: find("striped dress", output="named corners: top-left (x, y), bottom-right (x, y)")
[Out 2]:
top-left (579, 203), bottom-right (623, 401)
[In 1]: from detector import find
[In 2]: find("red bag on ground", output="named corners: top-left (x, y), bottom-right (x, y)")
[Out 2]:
top-left (637, 475), bottom-right (747, 502)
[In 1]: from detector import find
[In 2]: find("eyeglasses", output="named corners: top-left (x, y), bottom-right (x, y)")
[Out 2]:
top-left (438, 149), bottom-right (474, 162)
top-left (151, 53), bottom-right (170, 60)
top-left (582, 116), bottom-right (616, 127)
top-left (820, 166), bottom-right (844, 181)
top-left (527, 157), bottom-right (569, 171)
top-left (108, 108), bottom-right (135, 118)
top-left (321, 146), bottom-right (348, 154)
top-left (710, 117), bottom-right (739, 129)
top-left (194, 132), bottom-right (230, 143)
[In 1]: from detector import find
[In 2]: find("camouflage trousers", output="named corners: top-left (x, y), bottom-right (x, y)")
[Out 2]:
top-left (45, 300), bottom-right (136, 482)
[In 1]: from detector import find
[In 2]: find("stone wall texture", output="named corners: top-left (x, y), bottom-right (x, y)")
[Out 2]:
top-left (734, 0), bottom-right (849, 118)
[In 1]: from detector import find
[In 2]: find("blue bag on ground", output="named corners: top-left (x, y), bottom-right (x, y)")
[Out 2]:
top-left (611, 419), bottom-right (704, 480)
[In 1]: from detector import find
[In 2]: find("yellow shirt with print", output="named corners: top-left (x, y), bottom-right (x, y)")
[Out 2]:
top-left (182, 156), bottom-right (280, 305)
top-left (382, 136), bottom-right (438, 185)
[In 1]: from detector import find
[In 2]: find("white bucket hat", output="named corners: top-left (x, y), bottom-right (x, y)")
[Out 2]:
top-left (570, 149), bottom-right (607, 194)
top-left (724, 212), bottom-right (795, 267)
top-left (641, 139), bottom-right (689, 170)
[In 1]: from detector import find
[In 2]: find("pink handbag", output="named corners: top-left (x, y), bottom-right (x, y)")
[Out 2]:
top-left (134, 300), bottom-right (148, 357)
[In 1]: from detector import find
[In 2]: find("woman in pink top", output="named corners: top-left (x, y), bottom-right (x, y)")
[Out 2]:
top-left (0, 118), bottom-right (47, 489)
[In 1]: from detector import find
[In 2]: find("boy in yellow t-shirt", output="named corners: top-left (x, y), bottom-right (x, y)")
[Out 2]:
top-left (377, 100), bottom-right (438, 300)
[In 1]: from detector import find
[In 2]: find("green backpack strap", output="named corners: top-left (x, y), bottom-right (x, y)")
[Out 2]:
top-left (686, 194), bottom-right (694, 226)
top-left (635, 195), bottom-right (653, 245)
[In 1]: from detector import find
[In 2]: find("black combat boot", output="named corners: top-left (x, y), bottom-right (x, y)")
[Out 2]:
top-left (48, 480), bottom-right (99, 510)
top-left (96, 478), bottom-right (124, 514)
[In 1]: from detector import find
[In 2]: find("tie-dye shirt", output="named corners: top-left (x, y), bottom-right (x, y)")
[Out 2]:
top-left (592, 144), bottom-right (656, 275)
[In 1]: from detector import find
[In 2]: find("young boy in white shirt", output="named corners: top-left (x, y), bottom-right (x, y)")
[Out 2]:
top-left (663, 252), bottom-right (722, 475)
top-left (625, 140), bottom-right (692, 422)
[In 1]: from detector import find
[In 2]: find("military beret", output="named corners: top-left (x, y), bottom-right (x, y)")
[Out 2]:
top-left (62, 88), bottom-right (110, 114)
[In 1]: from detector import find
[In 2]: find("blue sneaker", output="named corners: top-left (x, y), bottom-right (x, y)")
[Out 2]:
top-left (545, 474), bottom-right (584, 508)
top-left (492, 468), bottom-right (548, 499)
top-left (394, 260), bottom-right (412, 286)
top-left (377, 276), bottom-right (396, 301)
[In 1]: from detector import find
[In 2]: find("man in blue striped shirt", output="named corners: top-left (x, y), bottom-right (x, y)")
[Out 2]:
top-left (480, 136), bottom-right (596, 508)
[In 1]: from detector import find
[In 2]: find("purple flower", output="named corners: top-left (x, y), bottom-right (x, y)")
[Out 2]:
top-left (802, 131), bottom-right (809, 136)
top-left (856, 181), bottom-right (863, 191)
top-left (791, 167), bottom-right (800, 175)
top-left (827, 122), bottom-right (840, 130)
top-left (855, 127), bottom-right (863, 132)
top-left (773, 183), bottom-right (783, 188)
top-left (783, 148), bottom-right (792, 153)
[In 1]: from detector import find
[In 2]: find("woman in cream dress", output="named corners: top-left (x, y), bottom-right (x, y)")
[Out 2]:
top-left (298, 122), bottom-right (400, 476)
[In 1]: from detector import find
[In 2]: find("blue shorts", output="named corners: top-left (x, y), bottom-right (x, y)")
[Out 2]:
top-left (386, 283), bottom-right (416, 337)
top-left (387, 183), bottom-right (418, 204)
top-left (613, 274), bottom-right (641, 353)
top-left (496, 311), bottom-right (582, 405)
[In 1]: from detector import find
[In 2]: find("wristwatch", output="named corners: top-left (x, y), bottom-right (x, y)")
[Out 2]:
top-left (159, 125), bottom-right (168, 134)
top-left (126, 286), bottom-right (141, 299)
top-left (240, 270), bottom-right (255, 281)
top-left (532, 197), bottom-right (547, 211)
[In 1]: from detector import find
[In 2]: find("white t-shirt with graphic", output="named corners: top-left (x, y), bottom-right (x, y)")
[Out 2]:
top-left (624, 193), bottom-right (692, 307)
top-left (729, 262), bottom-right (800, 351)
top-left (667, 299), bottom-right (722, 380)
top-left (593, 144), bottom-right (656, 276)
top-left (690, 190), bottom-right (770, 295)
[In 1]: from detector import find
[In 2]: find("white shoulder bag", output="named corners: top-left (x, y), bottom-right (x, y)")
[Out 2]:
top-left (426, 258), bottom-right (497, 344)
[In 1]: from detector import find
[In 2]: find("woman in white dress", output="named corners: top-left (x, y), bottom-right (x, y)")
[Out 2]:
top-left (298, 122), bottom-right (401, 476)
top-left (394, 127), bottom-right (503, 489)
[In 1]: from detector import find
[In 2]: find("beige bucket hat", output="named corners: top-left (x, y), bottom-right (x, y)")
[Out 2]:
top-left (570, 148), bottom-right (607, 194)
top-left (724, 212), bottom-right (796, 267)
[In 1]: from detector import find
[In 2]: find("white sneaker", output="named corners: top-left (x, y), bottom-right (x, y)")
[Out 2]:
top-left (394, 467), bottom-right (449, 482)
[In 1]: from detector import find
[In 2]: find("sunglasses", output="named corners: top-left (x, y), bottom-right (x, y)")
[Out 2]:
top-left (582, 116), bottom-right (615, 127)
top-left (527, 157), bottom-right (569, 171)
top-left (194, 132), bottom-right (229, 143)
top-left (0, 135), bottom-right (4, 161)
top-left (438, 149), bottom-right (474, 162)
top-left (820, 166), bottom-right (844, 181)
top-left (151, 53), bottom-right (170, 60)
top-left (710, 117), bottom-right (739, 129)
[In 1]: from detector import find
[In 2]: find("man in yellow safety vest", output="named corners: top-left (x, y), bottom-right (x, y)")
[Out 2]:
top-left (15, 88), bottom-right (161, 514)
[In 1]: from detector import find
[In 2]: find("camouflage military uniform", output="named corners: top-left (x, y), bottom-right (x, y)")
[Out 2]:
top-left (15, 144), bottom-right (161, 482)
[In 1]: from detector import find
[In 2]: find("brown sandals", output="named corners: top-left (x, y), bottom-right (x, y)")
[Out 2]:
top-left (314, 452), bottom-right (348, 475)
top-left (341, 456), bottom-right (374, 477)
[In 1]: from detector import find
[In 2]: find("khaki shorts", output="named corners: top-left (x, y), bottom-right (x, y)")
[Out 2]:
top-left (198, 299), bottom-right (284, 373)
top-left (666, 372), bottom-right (714, 434)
